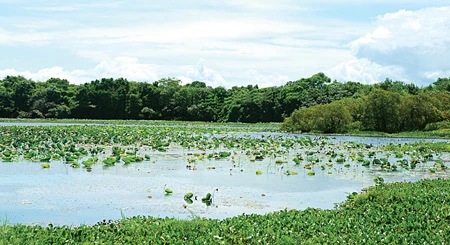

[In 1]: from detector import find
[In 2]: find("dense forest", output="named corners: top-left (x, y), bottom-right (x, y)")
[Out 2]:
top-left (282, 76), bottom-right (450, 133)
top-left (0, 73), bottom-right (449, 133)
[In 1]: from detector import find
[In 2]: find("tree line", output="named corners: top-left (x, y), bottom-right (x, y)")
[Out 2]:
top-left (282, 77), bottom-right (450, 133)
top-left (0, 73), bottom-right (449, 133)
top-left (0, 73), bottom-right (364, 122)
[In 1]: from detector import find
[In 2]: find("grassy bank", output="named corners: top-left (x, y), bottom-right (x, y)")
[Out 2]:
top-left (1, 178), bottom-right (449, 244)
top-left (344, 129), bottom-right (450, 139)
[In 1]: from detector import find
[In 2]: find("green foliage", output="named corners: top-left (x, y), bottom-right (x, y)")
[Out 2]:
top-left (383, 141), bottom-right (450, 153)
top-left (361, 89), bottom-right (401, 133)
top-left (284, 82), bottom-right (450, 134)
top-left (1, 74), bottom-right (450, 134)
top-left (0, 73), bottom-right (370, 123)
top-left (373, 176), bottom-right (384, 186)
top-left (399, 93), bottom-right (442, 131)
top-left (425, 120), bottom-right (450, 131)
top-left (282, 101), bottom-right (352, 133)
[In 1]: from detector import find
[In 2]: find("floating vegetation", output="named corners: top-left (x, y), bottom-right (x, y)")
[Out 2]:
top-left (164, 184), bottom-right (173, 195)
top-left (0, 123), bottom-right (447, 179)
top-left (307, 171), bottom-right (315, 176)
top-left (184, 192), bottom-right (194, 204)
top-left (1, 120), bottom-right (450, 231)
top-left (184, 192), bottom-right (193, 200)
top-left (201, 193), bottom-right (213, 206)
top-left (284, 170), bottom-right (298, 175)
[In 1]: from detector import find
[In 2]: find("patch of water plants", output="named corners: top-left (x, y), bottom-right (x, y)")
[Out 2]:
top-left (1, 120), bottom-right (450, 227)
top-left (1, 178), bottom-right (449, 244)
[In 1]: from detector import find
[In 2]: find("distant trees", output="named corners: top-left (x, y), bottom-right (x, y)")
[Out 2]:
top-left (1, 73), bottom-right (450, 134)
top-left (283, 85), bottom-right (450, 133)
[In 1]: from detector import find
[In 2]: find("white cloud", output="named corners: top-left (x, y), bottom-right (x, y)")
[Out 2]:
top-left (76, 50), bottom-right (111, 63)
top-left (330, 6), bottom-right (450, 84)
top-left (0, 16), bottom-right (307, 46)
top-left (327, 58), bottom-right (407, 83)
top-left (92, 57), bottom-right (159, 82)
top-left (224, 0), bottom-right (307, 11)
top-left (0, 57), bottom-right (159, 84)
top-left (0, 67), bottom-right (77, 83)
top-left (3, 1), bottom-right (448, 88)
top-left (69, 18), bottom-right (305, 46)
top-left (179, 59), bottom-right (229, 87)
top-left (0, 28), bottom-right (54, 45)
top-left (424, 70), bottom-right (450, 81)
top-left (244, 69), bottom-right (289, 88)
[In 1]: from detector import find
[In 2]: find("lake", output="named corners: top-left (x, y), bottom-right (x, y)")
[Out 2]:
top-left (0, 123), bottom-right (448, 225)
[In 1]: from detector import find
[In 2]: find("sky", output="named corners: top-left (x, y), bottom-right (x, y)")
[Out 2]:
top-left (0, 1), bottom-right (449, 87)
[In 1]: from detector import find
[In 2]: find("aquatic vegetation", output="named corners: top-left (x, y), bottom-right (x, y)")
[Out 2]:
top-left (102, 157), bottom-right (117, 167)
top-left (201, 192), bottom-right (213, 206)
top-left (383, 141), bottom-right (450, 153)
top-left (284, 170), bottom-right (298, 175)
top-left (184, 192), bottom-right (193, 200)
top-left (70, 161), bottom-right (80, 168)
top-left (1, 120), bottom-right (450, 234)
top-left (373, 176), bottom-right (384, 186)
top-left (307, 171), bottom-right (315, 176)
top-left (184, 192), bottom-right (194, 204)
top-left (164, 184), bottom-right (172, 195)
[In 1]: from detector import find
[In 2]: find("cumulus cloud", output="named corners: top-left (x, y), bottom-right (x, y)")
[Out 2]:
top-left (244, 69), bottom-right (289, 88)
top-left (92, 57), bottom-right (159, 82)
top-left (179, 59), bottom-right (230, 87)
top-left (329, 6), bottom-right (450, 85)
top-left (0, 58), bottom-right (244, 88)
top-left (0, 57), bottom-right (159, 84)
top-left (327, 58), bottom-right (407, 83)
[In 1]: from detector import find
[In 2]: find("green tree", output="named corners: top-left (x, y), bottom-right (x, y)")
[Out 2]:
top-left (282, 101), bottom-right (352, 133)
top-left (362, 89), bottom-right (401, 133)
top-left (2, 76), bottom-right (35, 116)
top-left (399, 94), bottom-right (442, 131)
top-left (0, 84), bottom-right (13, 117)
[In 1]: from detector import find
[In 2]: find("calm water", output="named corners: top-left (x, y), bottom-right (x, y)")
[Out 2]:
top-left (0, 126), bottom-right (448, 225)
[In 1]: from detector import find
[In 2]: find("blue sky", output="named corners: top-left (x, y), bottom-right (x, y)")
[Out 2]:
top-left (0, 1), bottom-right (449, 87)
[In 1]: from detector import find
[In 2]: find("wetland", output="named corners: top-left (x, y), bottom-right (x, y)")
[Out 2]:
top-left (1, 120), bottom-right (448, 226)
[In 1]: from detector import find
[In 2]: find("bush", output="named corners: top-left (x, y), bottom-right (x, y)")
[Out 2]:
top-left (282, 101), bottom-right (352, 133)
top-left (425, 120), bottom-right (450, 131)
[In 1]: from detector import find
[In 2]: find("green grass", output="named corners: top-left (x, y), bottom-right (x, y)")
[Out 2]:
top-left (347, 130), bottom-right (450, 138)
top-left (1, 178), bottom-right (450, 244)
